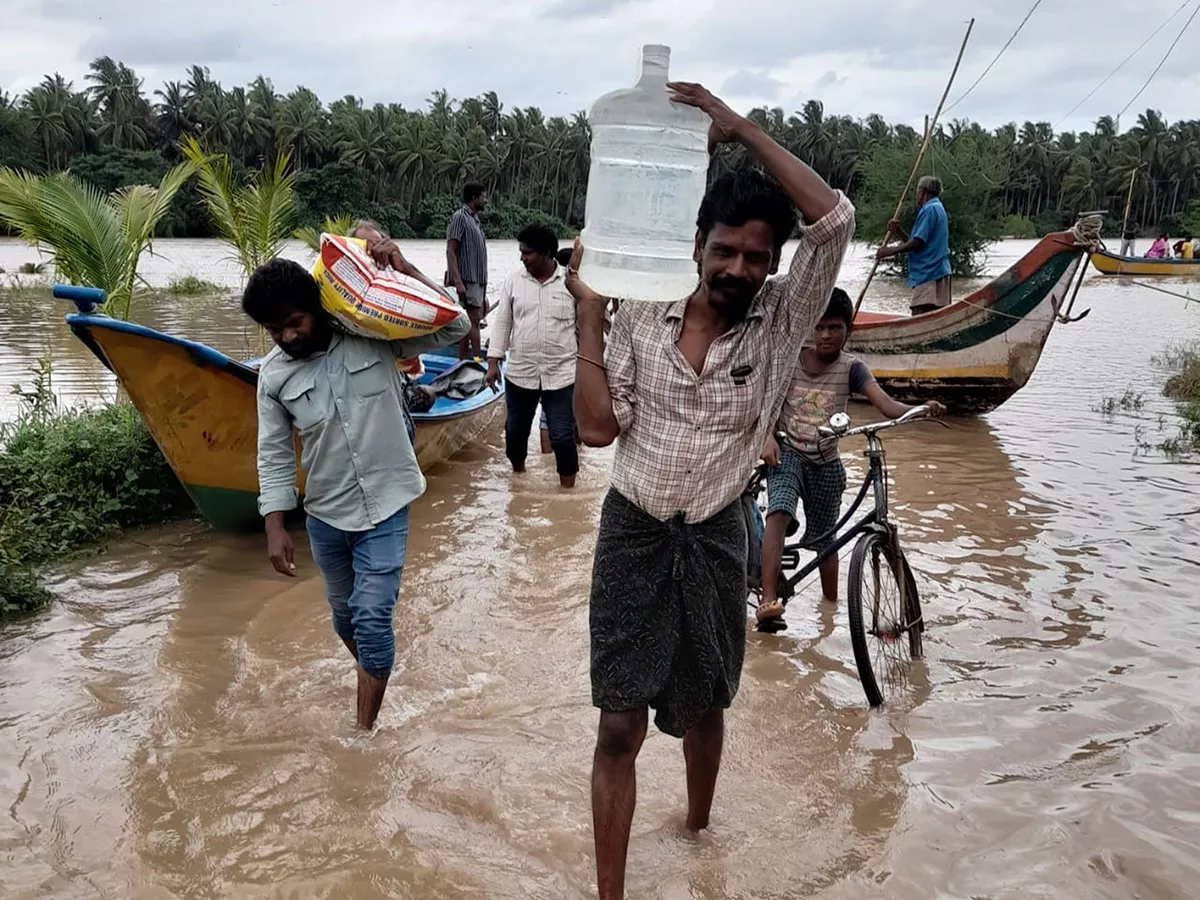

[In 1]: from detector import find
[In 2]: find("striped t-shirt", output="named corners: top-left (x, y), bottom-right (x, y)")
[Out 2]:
top-left (778, 351), bottom-right (875, 464)
top-left (446, 206), bottom-right (488, 286)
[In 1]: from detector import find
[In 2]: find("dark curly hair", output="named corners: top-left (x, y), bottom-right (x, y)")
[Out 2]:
top-left (696, 168), bottom-right (797, 254)
top-left (822, 287), bottom-right (854, 327)
top-left (241, 258), bottom-right (324, 325)
top-left (517, 223), bottom-right (559, 257)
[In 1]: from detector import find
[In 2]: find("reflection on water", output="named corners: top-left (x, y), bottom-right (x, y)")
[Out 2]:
top-left (1, 237), bottom-right (1199, 898)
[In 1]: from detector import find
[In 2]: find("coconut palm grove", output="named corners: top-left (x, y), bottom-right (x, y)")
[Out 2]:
top-left (2, 57), bottom-right (1199, 248)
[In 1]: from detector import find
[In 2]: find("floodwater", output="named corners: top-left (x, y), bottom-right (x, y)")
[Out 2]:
top-left (1, 237), bottom-right (1198, 898)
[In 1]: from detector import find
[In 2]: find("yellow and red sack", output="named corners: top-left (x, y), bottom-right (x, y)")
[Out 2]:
top-left (312, 233), bottom-right (461, 341)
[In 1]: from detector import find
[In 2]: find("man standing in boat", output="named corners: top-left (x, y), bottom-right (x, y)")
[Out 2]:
top-left (566, 82), bottom-right (854, 900)
top-left (446, 182), bottom-right (490, 360)
top-left (875, 175), bottom-right (951, 315)
top-left (245, 259), bottom-right (469, 730)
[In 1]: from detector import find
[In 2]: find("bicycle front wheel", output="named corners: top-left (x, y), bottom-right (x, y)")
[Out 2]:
top-left (847, 530), bottom-right (923, 706)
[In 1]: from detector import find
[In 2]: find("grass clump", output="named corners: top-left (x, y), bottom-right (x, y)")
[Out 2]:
top-left (166, 274), bottom-right (223, 296)
top-left (1, 358), bottom-right (192, 617)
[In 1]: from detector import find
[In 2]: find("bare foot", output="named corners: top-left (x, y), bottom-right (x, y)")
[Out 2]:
top-left (512, 462), bottom-right (526, 473)
top-left (560, 474), bottom-right (576, 489)
top-left (755, 599), bottom-right (784, 623)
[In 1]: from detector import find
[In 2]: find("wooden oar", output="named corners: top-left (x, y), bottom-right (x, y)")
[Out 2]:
top-left (853, 18), bottom-right (975, 318)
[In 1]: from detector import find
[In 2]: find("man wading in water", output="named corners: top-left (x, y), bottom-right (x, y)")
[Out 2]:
top-left (566, 82), bottom-right (854, 899)
top-left (246, 259), bottom-right (468, 729)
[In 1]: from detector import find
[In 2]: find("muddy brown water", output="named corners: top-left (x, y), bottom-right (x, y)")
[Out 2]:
top-left (1, 238), bottom-right (1198, 898)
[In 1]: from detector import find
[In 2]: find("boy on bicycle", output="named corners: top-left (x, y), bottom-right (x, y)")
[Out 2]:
top-left (756, 288), bottom-right (944, 631)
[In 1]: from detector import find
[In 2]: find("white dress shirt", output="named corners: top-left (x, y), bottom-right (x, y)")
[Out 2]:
top-left (486, 263), bottom-right (577, 391)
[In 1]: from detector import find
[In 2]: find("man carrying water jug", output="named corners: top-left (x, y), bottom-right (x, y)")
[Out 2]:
top-left (565, 82), bottom-right (854, 900)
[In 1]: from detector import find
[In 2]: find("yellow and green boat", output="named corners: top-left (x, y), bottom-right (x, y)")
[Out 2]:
top-left (1089, 249), bottom-right (1200, 277)
top-left (63, 297), bottom-right (504, 532)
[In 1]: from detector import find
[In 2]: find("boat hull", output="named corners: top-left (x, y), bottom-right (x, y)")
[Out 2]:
top-left (1090, 250), bottom-right (1200, 277)
top-left (848, 233), bottom-right (1085, 415)
top-left (65, 315), bottom-right (504, 531)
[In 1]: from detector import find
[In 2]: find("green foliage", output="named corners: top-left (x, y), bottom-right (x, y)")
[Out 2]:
top-left (1180, 200), bottom-right (1200, 236)
top-left (182, 136), bottom-right (298, 279)
top-left (0, 161), bottom-right (196, 318)
top-left (0, 365), bottom-right (191, 617)
top-left (295, 160), bottom-right (369, 227)
top-left (17, 261), bottom-right (46, 275)
top-left (0, 104), bottom-right (37, 174)
top-left (166, 274), bottom-right (222, 295)
top-left (856, 132), bottom-right (1009, 277)
top-left (1002, 215), bottom-right (1037, 239)
top-left (4, 57), bottom-right (1200, 244)
top-left (1162, 345), bottom-right (1200, 401)
top-left (294, 213), bottom-right (355, 253)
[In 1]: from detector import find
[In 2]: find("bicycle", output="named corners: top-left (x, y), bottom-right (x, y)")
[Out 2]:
top-left (744, 405), bottom-right (944, 706)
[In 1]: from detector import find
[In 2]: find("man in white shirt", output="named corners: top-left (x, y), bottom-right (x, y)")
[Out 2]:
top-left (485, 224), bottom-right (578, 488)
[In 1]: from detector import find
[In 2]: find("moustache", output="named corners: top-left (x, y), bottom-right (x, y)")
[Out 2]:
top-left (710, 275), bottom-right (756, 297)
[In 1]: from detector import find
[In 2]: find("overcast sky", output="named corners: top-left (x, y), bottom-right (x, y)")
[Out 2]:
top-left (3, 0), bottom-right (1197, 135)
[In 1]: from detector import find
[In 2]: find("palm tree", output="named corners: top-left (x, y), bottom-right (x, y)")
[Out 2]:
top-left (276, 87), bottom-right (326, 168)
top-left (0, 162), bottom-right (196, 318)
top-left (294, 213), bottom-right (356, 252)
top-left (180, 135), bottom-right (298, 279)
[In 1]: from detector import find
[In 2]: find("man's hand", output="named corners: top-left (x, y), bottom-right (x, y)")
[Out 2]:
top-left (564, 239), bottom-right (607, 313)
top-left (485, 358), bottom-right (502, 392)
top-left (666, 82), bottom-right (746, 154)
top-left (875, 244), bottom-right (895, 261)
top-left (926, 400), bottom-right (947, 418)
top-left (762, 433), bottom-right (781, 468)
top-left (265, 516), bottom-right (296, 577)
top-left (886, 218), bottom-right (901, 234)
top-left (364, 236), bottom-right (401, 269)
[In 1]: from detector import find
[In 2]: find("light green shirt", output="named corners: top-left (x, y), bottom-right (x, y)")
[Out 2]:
top-left (255, 317), bottom-right (468, 531)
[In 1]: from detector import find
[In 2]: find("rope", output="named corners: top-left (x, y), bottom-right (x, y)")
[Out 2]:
top-left (1125, 279), bottom-right (1198, 305)
top-left (1054, 0), bottom-right (1192, 128)
top-left (1070, 214), bottom-right (1104, 249)
top-left (1118, 1), bottom-right (1200, 119)
top-left (944, 1), bottom-right (1044, 114)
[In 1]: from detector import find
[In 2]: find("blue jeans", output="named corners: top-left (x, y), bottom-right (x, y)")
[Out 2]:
top-left (505, 379), bottom-right (578, 476)
top-left (305, 507), bottom-right (409, 679)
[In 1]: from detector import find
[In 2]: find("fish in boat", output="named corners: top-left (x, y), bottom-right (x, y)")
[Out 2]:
top-left (60, 291), bottom-right (504, 532)
top-left (847, 225), bottom-right (1093, 415)
top-left (1089, 248), bottom-right (1200, 277)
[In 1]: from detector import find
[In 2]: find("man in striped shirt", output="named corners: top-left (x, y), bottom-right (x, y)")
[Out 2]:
top-left (566, 81), bottom-right (854, 900)
top-left (446, 182), bottom-right (489, 359)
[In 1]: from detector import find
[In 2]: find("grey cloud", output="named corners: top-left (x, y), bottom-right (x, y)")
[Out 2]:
top-left (545, 0), bottom-right (634, 21)
top-left (78, 30), bottom-right (248, 68)
top-left (813, 71), bottom-right (845, 91)
top-left (720, 69), bottom-right (783, 99)
top-left (2, 0), bottom-right (1197, 133)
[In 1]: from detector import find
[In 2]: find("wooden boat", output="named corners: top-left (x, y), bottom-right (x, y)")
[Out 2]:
top-left (64, 312), bottom-right (505, 531)
top-left (1089, 249), bottom-right (1200, 277)
top-left (847, 226), bottom-right (1091, 415)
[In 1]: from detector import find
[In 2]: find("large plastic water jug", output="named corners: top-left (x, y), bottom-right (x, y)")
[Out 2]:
top-left (579, 44), bottom-right (711, 303)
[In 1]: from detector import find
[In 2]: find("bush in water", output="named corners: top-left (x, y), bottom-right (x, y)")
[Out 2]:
top-left (0, 402), bottom-right (192, 617)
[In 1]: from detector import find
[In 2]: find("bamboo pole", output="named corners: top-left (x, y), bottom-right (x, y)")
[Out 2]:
top-left (853, 17), bottom-right (976, 317)
top-left (1120, 165), bottom-right (1139, 242)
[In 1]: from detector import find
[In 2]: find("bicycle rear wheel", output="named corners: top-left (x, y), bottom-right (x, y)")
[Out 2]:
top-left (846, 530), bottom-right (923, 706)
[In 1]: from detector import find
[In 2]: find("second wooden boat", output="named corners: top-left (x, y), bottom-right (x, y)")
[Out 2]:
top-left (1089, 249), bottom-right (1200, 277)
top-left (848, 226), bottom-right (1092, 415)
